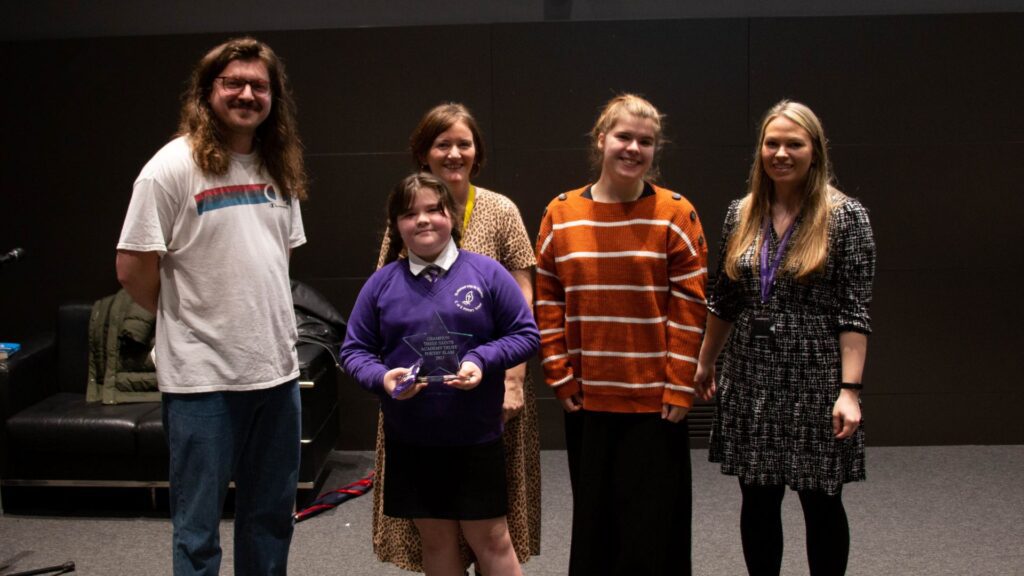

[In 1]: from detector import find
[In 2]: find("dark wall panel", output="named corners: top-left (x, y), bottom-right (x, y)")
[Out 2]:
top-left (491, 19), bottom-right (750, 151)
top-left (834, 143), bottom-right (1024, 271)
top-left (265, 27), bottom-right (495, 157)
top-left (748, 14), bottom-right (1024, 145)
top-left (2, 13), bottom-right (1021, 450)
top-left (297, 154), bottom-right (409, 276)
top-left (7, 1), bottom-right (1024, 41)
top-left (867, 269), bottom-right (1022, 396)
top-left (2, 36), bottom-right (217, 328)
top-left (867, 392), bottom-right (1024, 445)
top-left (490, 18), bottom-right (752, 252)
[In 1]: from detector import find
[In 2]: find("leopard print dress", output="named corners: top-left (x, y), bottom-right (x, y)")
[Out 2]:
top-left (373, 186), bottom-right (541, 570)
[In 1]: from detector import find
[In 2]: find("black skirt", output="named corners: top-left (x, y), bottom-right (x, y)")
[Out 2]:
top-left (383, 438), bottom-right (508, 520)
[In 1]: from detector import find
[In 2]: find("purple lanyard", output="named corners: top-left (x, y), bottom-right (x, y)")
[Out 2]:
top-left (759, 217), bottom-right (796, 304)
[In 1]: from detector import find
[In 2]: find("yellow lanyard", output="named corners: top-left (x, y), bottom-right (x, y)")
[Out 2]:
top-left (462, 184), bottom-right (476, 232)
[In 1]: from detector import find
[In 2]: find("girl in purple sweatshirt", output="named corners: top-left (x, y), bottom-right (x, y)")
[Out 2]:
top-left (341, 172), bottom-right (539, 576)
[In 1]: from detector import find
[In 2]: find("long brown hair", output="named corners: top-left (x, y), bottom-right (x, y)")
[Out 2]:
top-left (382, 173), bottom-right (463, 265)
top-left (724, 100), bottom-right (845, 280)
top-left (177, 37), bottom-right (308, 201)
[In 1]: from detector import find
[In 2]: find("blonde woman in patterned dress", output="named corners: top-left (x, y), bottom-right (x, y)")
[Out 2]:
top-left (374, 103), bottom-right (540, 574)
top-left (695, 100), bottom-right (876, 576)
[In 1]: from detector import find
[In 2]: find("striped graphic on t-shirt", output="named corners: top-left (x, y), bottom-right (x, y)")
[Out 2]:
top-left (195, 184), bottom-right (285, 215)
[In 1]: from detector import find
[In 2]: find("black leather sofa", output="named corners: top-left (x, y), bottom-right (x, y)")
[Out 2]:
top-left (0, 301), bottom-right (340, 509)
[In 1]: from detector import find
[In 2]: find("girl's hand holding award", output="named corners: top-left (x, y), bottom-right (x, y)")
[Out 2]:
top-left (446, 361), bottom-right (482, 390)
top-left (384, 364), bottom-right (427, 400)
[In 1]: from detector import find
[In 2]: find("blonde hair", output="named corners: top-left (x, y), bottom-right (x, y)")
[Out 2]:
top-left (589, 94), bottom-right (665, 181)
top-left (724, 100), bottom-right (845, 281)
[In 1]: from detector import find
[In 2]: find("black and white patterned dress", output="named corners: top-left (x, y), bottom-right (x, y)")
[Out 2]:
top-left (707, 194), bottom-right (876, 495)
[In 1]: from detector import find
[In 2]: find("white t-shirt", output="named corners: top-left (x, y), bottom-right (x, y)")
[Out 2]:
top-left (117, 136), bottom-right (306, 393)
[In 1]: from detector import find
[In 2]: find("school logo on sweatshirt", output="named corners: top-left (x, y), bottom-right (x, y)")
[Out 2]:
top-left (454, 285), bottom-right (484, 312)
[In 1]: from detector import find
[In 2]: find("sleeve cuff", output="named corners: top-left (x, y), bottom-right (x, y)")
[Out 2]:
top-left (462, 352), bottom-right (486, 375)
top-left (553, 376), bottom-right (580, 399)
top-left (663, 387), bottom-right (695, 408)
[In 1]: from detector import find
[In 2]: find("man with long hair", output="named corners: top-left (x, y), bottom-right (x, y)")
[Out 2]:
top-left (115, 37), bottom-right (308, 575)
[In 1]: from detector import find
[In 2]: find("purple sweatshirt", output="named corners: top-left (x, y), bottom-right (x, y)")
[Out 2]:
top-left (341, 250), bottom-right (539, 446)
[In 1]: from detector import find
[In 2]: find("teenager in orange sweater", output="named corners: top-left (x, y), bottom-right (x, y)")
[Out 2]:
top-left (535, 94), bottom-right (707, 575)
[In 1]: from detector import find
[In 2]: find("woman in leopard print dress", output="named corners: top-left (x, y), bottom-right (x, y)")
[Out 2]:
top-left (373, 103), bottom-right (541, 572)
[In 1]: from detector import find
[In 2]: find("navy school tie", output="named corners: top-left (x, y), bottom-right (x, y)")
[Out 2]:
top-left (422, 265), bottom-right (442, 283)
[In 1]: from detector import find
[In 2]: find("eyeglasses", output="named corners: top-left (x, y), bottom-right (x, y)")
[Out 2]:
top-left (215, 76), bottom-right (272, 96)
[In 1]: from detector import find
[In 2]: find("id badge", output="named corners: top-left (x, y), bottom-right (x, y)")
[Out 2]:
top-left (751, 315), bottom-right (774, 341)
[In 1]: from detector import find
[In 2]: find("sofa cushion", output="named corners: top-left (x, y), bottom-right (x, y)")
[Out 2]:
top-left (136, 405), bottom-right (168, 455)
top-left (7, 393), bottom-right (157, 456)
top-left (57, 303), bottom-right (93, 394)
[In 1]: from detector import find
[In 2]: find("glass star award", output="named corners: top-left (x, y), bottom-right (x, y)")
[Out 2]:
top-left (392, 312), bottom-right (474, 398)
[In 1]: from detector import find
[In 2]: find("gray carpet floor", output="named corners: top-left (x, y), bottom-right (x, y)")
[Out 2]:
top-left (1, 446), bottom-right (1021, 575)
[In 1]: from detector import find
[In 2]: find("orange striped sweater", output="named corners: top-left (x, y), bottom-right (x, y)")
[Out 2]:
top-left (535, 183), bottom-right (708, 412)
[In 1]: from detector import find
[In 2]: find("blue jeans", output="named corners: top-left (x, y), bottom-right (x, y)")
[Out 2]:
top-left (163, 380), bottom-right (301, 576)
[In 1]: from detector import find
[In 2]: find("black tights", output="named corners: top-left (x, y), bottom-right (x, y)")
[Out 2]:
top-left (739, 482), bottom-right (850, 576)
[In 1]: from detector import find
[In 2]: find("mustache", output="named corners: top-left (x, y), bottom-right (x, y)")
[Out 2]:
top-left (229, 100), bottom-right (261, 110)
